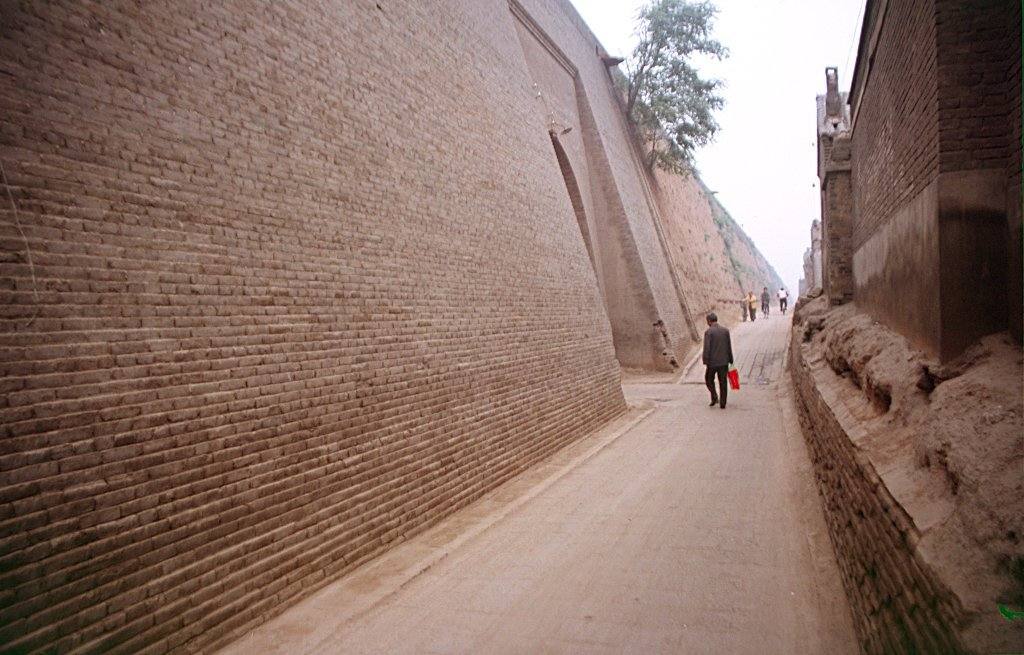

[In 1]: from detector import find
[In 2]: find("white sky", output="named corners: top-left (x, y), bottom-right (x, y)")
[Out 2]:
top-left (569, 0), bottom-right (864, 293)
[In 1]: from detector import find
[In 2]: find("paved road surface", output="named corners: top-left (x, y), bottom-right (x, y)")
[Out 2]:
top-left (221, 313), bottom-right (857, 654)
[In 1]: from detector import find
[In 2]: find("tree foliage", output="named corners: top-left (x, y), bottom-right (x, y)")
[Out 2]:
top-left (625, 0), bottom-right (726, 174)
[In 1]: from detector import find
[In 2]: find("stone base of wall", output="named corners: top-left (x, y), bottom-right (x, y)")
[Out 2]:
top-left (789, 297), bottom-right (1024, 654)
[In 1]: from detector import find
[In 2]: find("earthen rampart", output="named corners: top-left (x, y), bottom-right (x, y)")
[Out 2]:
top-left (791, 298), bottom-right (1023, 654)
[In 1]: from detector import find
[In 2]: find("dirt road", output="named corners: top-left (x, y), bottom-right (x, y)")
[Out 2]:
top-left (220, 313), bottom-right (857, 654)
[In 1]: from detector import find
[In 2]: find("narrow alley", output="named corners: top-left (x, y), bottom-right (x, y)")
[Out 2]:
top-left (220, 315), bottom-right (857, 654)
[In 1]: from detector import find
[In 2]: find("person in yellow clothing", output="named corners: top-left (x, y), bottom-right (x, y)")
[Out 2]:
top-left (746, 291), bottom-right (758, 321)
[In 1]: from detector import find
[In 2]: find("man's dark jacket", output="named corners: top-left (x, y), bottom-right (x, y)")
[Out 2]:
top-left (702, 323), bottom-right (734, 368)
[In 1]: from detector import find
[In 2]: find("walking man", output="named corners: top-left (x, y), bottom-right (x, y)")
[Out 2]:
top-left (702, 312), bottom-right (733, 409)
top-left (761, 287), bottom-right (771, 318)
top-left (746, 291), bottom-right (758, 321)
top-left (778, 287), bottom-right (788, 315)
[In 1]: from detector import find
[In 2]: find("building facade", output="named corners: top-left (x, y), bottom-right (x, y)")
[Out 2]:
top-left (816, 0), bottom-right (1021, 361)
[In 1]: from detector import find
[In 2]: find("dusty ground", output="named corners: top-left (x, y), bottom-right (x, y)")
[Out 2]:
top-left (219, 314), bottom-right (856, 654)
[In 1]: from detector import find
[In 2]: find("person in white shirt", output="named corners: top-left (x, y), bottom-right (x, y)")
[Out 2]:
top-left (778, 287), bottom-right (789, 315)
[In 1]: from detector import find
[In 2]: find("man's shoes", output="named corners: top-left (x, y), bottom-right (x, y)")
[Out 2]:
top-left (720, 404), bottom-right (726, 409)
top-left (709, 399), bottom-right (718, 407)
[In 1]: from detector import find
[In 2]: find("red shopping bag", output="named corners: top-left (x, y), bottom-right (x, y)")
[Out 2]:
top-left (727, 365), bottom-right (740, 390)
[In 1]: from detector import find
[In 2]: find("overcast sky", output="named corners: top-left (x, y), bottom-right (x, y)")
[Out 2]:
top-left (569, 0), bottom-right (864, 293)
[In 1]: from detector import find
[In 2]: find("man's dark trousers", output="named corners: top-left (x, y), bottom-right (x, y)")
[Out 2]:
top-left (702, 321), bottom-right (733, 408)
top-left (705, 365), bottom-right (728, 408)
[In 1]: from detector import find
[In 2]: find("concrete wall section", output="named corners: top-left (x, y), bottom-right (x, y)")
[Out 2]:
top-left (0, 1), bottom-right (627, 652)
top-left (853, 182), bottom-right (941, 358)
top-left (936, 169), bottom-right (1009, 359)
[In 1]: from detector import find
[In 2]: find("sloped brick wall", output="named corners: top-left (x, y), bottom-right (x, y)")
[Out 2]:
top-left (0, 1), bottom-right (625, 652)
top-left (516, 0), bottom-right (696, 365)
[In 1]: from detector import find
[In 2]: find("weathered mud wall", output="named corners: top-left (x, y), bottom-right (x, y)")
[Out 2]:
top-left (708, 187), bottom-right (785, 305)
top-left (652, 169), bottom-right (784, 326)
top-left (790, 297), bottom-right (1024, 654)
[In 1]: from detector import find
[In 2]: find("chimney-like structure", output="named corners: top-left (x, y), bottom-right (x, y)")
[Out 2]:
top-left (824, 66), bottom-right (841, 119)
top-left (816, 67), bottom-right (854, 305)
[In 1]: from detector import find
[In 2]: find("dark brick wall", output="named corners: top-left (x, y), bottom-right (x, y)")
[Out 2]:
top-left (851, 0), bottom-right (939, 250)
top-left (0, 1), bottom-right (626, 652)
top-left (850, 0), bottom-right (1021, 359)
top-left (1005, 1), bottom-right (1023, 344)
top-left (934, 0), bottom-right (1021, 355)
top-left (935, 0), bottom-right (1017, 174)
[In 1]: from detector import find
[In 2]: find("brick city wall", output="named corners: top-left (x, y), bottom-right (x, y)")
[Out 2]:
top-left (935, 0), bottom-right (1017, 175)
top-left (0, 0), bottom-right (783, 652)
top-left (516, 0), bottom-right (697, 369)
top-left (790, 315), bottom-right (963, 654)
top-left (709, 190), bottom-right (785, 308)
top-left (0, 1), bottom-right (632, 652)
top-left (651, 171), bottom-right (740, 324)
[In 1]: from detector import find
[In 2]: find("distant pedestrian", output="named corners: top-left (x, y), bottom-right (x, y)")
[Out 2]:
top-left (741, 298), bottom-right (749, 321)
top-left (702, 312), bottom-right (733, 409)
top-left (778, 287), bottom-right (788, 315)
top-left (761, 287), bottom-right (771, 317)
top-left (746, 291), bottom-right (757, 321)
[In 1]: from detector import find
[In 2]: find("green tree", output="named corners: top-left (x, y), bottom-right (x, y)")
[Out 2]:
top-left (625, 0), bottom-right (727, 174)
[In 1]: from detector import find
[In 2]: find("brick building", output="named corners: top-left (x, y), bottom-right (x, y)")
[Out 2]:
top-left (817, 0), bottom-right (1022, 361)
top-left (800, 0), bottom-right (1024, 651)
top-left (0, 1), bottom-right (781, 652)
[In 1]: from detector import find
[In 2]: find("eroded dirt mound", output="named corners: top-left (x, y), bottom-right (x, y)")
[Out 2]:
top-left (795, 296), bottom-right (1024, 646)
